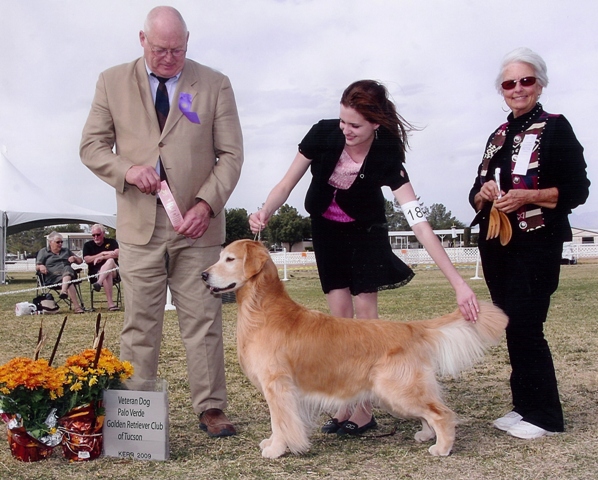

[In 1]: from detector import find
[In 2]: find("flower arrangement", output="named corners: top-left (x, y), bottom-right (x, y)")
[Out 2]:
top-left (0, 314), bottom-right (134, 461)
top-left (0, 357), bottom-right (66, 441)
top-left (57, 346), bottom-right (133, 461)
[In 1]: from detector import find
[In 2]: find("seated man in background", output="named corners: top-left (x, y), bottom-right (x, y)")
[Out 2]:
top-left (36, 231), bottom-right (85, 313)
top-left (83, 224), bottom-right (120, 311)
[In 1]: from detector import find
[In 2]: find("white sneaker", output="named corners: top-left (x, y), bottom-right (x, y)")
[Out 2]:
top-left (493, 411), bottom-right (523, 431)
top-left (507, 421), bottom-right (556, 440)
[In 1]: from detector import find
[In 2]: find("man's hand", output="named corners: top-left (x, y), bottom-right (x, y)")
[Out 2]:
top-left (176, 200), bottom-right (213, 239)
top-left (125, 165), bottom-right (161, 194)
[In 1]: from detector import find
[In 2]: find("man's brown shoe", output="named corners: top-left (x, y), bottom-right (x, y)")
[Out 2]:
top-left (199, 408), bottom-right (236, 437)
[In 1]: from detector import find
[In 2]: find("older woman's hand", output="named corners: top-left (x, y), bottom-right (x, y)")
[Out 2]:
top-left (494, 189), bottom-right (529, 213)
top-left (480, 180), bottom-right (501, 202)
top-left (495, 187), bottom-right (559, 213)
top-left (474, 180), bottom-right (501, 211)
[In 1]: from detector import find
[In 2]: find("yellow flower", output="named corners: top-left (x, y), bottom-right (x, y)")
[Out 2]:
top-left (69, 365), bottom-right (85, 377)
top-left (70, 381), bottom-right (83, 392)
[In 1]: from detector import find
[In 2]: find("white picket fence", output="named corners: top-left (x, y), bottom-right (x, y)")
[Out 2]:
top-left (4, 244), bottom-right (597, 273)
top-left (269, 244), bottom-right (598, 266)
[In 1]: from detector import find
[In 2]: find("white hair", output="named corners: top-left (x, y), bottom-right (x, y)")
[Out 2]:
top-left (47, 231), bottom-right (63, 242)
top-left (495, 47), bottom-right (549, 93)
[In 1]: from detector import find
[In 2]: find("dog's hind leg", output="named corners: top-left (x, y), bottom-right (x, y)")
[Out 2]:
top-left (417, 403), bottom-right (456, 456)
top-left (374, 373), bottom-right (456, 456)
top-left (384, 397), bottom-right (456, 455)
top-left (259, 377), bottom-right (310, 458)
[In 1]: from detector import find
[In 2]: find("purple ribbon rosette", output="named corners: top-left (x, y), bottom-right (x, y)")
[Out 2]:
top-left (179, 93), bottom-right (200, 124)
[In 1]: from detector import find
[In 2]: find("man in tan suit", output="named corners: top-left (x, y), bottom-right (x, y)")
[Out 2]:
top-left (80, 6), bottom-right (243, 437)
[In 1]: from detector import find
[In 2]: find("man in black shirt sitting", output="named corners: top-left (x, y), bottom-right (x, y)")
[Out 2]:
top-left (83, 224), bottom-right (120, 311)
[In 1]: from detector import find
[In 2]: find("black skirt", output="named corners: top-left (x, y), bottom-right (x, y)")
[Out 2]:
top-left (311, 216), bottom-right (414, 295)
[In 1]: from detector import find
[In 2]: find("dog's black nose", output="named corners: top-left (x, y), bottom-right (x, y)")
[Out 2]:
top-left (201, 271), bottom-right (209, 282)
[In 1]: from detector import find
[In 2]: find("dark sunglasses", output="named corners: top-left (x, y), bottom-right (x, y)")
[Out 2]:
top-left (91, 233), bottom-right (102, 237)
top-left (54, 240), bottom-right (63, 244)
top-left (501, 76), bottom-right (537, 90)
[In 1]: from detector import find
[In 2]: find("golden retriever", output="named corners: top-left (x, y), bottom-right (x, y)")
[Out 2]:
top-left (202, 240), bottom-right (507, 458)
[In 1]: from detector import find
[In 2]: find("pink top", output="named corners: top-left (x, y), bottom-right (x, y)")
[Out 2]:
top-left (322, 149), bottom-right (361, 223)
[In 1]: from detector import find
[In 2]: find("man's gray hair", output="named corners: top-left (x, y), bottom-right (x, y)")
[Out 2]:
top-left (47, 231), bottom-right (63, 242)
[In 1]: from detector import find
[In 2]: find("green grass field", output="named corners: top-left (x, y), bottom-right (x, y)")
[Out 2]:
top-left (0, 262), bottom-right (597, 479)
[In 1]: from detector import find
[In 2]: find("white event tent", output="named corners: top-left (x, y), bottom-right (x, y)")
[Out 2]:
top-left (1, 146), bottom-right (116, 284)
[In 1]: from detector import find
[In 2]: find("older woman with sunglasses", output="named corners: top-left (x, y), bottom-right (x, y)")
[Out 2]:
top-left (469, 47), bottom-right (590, 440)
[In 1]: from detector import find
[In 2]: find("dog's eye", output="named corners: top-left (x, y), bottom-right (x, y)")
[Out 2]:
top-left (225, 257), bottom-right (235, 262)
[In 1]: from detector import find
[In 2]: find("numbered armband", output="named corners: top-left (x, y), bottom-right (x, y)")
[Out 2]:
top-left (401, 200), bottom-right (428, 227)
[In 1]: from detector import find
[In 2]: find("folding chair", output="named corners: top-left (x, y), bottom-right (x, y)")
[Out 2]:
top-left (88, 274), bottom-right (122, 311)
top-left (36, 270), bottom-right (86, 311)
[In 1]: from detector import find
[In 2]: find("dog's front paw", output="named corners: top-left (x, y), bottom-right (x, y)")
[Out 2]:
top-left (261, 442), bottom-right (287, 459)
top-left (260, 437), bottom-right (287, 458)
top-left (259, 437), bottom-right (273, 450)
top-left (428, 444), bottom-right (451, 456)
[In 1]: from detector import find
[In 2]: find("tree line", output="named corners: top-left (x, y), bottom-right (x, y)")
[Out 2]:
top-left (224, 199), bottom-right (467, 250)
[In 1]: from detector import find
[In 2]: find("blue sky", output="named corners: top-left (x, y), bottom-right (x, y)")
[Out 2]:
top-left (1, 0), bottom-right (596, 226)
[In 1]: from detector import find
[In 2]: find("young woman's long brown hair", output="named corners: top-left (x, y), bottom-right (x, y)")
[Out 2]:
top-left (340, 80), bottom-right (415, 153)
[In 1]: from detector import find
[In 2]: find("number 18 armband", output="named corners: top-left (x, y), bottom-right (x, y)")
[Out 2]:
top-left (401, 200), bottom-right (427, 227)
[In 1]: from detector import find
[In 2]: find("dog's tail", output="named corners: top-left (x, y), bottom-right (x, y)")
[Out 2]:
top-left (425, 301), bottom-right (508, 377)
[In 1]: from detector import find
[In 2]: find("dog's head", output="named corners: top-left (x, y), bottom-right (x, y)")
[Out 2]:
top-left (202, 240), bottom-right (272, 294)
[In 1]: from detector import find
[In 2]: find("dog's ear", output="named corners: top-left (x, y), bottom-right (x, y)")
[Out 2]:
top-left (242, 241), bottom-right (269, 279)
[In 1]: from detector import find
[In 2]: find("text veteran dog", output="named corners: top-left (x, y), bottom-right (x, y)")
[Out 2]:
top-left (202, 240), bottom-right (508, 458)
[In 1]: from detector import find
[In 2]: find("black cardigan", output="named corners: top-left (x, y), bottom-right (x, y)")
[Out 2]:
top-left (469, 107), bottom-right (590, 244)
top-left (299, 119), bottom-right (409, 226)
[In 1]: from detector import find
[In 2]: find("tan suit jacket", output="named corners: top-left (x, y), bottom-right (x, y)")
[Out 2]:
top-left (80, 58), bottom-right (243, 246)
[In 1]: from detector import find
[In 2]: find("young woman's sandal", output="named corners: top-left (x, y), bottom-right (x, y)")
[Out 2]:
top-left (108, 305), bottom-right (120, 311)
top-left (73, 308), bottom-right (85, 314)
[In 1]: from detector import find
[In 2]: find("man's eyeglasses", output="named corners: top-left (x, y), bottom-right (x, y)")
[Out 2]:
top-left (145, 37), bottom-right (186, 58)
top-left (54, 240), bottom-right (63, 244)
top-left (501, 77), bottom-right (537, 90)
top-left (91, 233), bottom-right (102, 237)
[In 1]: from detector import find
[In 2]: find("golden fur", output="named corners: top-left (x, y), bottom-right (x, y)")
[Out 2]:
top-left (202, 240), bottom-right (508, 458)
